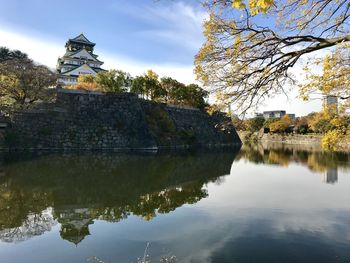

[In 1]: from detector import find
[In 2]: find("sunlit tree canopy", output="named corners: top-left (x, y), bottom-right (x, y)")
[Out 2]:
top-left (299, 48), bottom-right (350, 112)
top-left (196, 0), bottom-right (350, 113)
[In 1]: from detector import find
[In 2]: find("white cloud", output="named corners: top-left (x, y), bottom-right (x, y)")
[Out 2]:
top-left (102, 50), bottom-right (197, 84)
top-left (111, 1), bottom-right (207, 51)
top-left (0, 28), bottom-right (198, 84)
top-left (0, 28), bottom-right (62, 69)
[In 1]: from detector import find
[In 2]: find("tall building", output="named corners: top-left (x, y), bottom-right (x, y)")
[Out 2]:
top-left (287, 113), bottom-right (296, 120)
top-left (57, 33), bottom-right (106, 86)
top-left (325, 95), bottom-right (338, 114)
top-left (323, 168), bottom-right (338, 184)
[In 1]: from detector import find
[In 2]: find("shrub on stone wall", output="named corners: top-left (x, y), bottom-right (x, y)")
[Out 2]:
top-left (178, 129), bottom-right (196, 145)
top-left (145, 106), bottom-right (176, 137)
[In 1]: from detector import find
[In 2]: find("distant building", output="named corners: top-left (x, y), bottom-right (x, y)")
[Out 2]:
top-left (323, 168), bottom-right (338, 184)
top-left (255, 113), bottom-right (264, 118)
top-left (263, 110), bottom-right (286, 119)
top-left (254, 110), bottom-right (296, 120)
top-left (57, 33), bottom-right (106, 86)
top-left (324, 95), bottom-right (338, 114)
top-left (287, 114), bottom-right (296, 120)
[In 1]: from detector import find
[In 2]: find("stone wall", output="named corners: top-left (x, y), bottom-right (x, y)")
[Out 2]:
top-left (261, 133), bottom-right (324, 145)
top-left (142, 100), bottom-right (240, 148)
top-left (3, 89), bottom-right (241, 150)
top-left (260, 133), bottom-right (350, 150)
top-left (238, 131), bottom-right (350, 150)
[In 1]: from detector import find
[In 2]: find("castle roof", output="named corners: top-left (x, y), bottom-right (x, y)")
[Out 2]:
top-left (61, 48), bottom-right (103, 63)
top-left (67, 33), bottom-right (96, 46)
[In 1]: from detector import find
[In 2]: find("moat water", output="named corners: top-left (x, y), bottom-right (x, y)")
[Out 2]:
top-left (0, 145), bottom-right (350, 263)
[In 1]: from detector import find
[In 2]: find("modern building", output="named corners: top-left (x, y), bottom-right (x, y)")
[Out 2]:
top-left (323, 168), bottom-right (338, 184)
top-left (324, 95), bottom-right (338, 114)
top-left (263, 110), bottom-right (286, 119)
top-left (287, 114), bottom-right (296, 120)
top-left (254, 110), bottom-right (296, 120)
top-left (57, 33), bottom-right (106, 86)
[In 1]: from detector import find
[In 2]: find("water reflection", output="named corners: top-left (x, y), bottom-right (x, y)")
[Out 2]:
top-left (0, 151), bottom-right (238, 244)
top-left (0, 208), bottom-right (56, 243)
top-left (323, 168), bottom-right (338, 184)
top-left (236, 144), bottom-right (350, 184)
top-left (1, 146), bottom-right (350, 263)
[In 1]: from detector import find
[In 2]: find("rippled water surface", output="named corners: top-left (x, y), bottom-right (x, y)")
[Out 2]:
top-left (0, 145), bottom-right (350, 263)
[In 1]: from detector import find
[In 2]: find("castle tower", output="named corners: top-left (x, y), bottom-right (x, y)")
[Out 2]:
top-left (56, 33), bottom-right (106, 86)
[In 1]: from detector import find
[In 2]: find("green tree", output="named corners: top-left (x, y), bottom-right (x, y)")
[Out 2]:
top-left (95, 69), bottom-right (132, 93)
top-left (166, 79), bottom-right (187, 104)
top-left (130, 75), bottom-right (146, 97)
top-left (184, 84), bottom-right (208, 109)
top-left (160, 77), bottom-right (182, 102)
top-left (246, 117), bottom-right (265, 132)
top-left (294, 117), bottom-right (309, 134)
top-left (131, 70), bottom-right (166, 101)
top-left (144, 70), bottom-right (165, 101)
top-left (159, 78), bottom-right (208, 109)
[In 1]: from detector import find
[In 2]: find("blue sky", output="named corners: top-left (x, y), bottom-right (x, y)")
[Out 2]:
top-left (0, 0), bottom-right (205, 66)
top-left (0, 0), bottom-right (322, 115)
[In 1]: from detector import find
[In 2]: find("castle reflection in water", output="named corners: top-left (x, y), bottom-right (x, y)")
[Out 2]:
top-left (0, 145), bottom-right (349, 245)
top-left (0, 151), bottom-right (238, 245)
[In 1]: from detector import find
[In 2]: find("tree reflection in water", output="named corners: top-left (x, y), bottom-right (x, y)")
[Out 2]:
top-left (1, 145), bottom-right (348, 246)
top-left (0, 150), bottom-right (239, 244)
top-left (236, 144), bottom-right (350, 184)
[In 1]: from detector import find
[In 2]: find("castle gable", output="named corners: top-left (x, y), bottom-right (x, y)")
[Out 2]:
top-left (68, 49), bottom-right (100, 62)
top-left (60, 64), bottom-right (97, 76)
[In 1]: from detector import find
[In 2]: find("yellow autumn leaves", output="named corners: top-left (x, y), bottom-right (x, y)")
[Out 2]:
top-left (300, 47), bottom-right (350, 110)
top-left (232, 0), bottom-right (274, 14)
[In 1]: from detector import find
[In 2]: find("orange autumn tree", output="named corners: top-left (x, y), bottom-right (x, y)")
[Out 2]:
top-left (67, 74), bottom-right (98, 91)
top-left (269, 115), bottom-right (292, 133)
